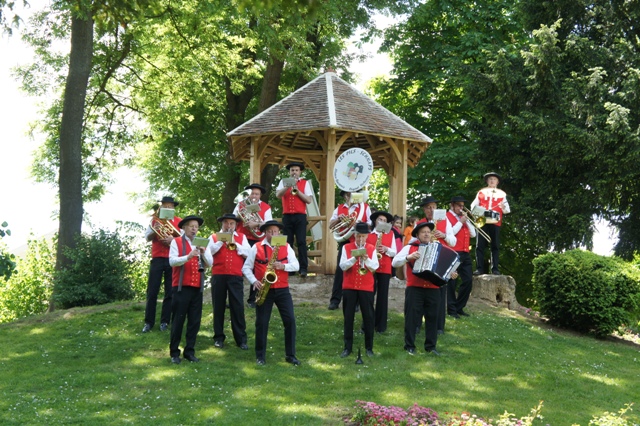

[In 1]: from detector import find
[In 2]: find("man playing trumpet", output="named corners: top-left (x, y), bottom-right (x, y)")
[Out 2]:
top-left (339, 222), bottom-right (379, 358)
top-left (209, 213), bottom-right (251, 351)
top-left (242, 220), bottom-right (301, 366)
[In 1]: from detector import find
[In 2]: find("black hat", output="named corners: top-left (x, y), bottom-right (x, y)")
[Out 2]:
top-left (354, 222), bottom-right (371, 234)
top-left (178, 215), bottom-right (204, 229)
top-left (370, 211), bottom-right (393, 224)
top-left (450, 196), bottom-right (467, 204)
top-left (339, 189), bottom-right (349, 198)
top-left (259, 220), bottom-right (284, 233)
top-left (158, 196), bottom-right (179, 207)
top-left (483, 172), bottom-right (502, 183)
top-left (418, 196), bottom-right (439, 207)
top-left (411, 221), bottom-right (435, 237)
top-left (286, 162), bottom-right (305, 171)
top-left (244, 183), bottom-right (266, 194)
top-left (217, 213), bottom-right (243, 223)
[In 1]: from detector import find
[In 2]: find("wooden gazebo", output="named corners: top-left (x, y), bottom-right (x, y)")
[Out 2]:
top-left (227, 71), bottom-right (432, 274)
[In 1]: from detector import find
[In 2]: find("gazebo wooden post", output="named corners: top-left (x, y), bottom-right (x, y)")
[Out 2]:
top-left (389, 139), bottom-right (409, 217)
top-left (323, 129), bottom-right (338, 274)
top-left (249, 136), bottom-right (262, 184)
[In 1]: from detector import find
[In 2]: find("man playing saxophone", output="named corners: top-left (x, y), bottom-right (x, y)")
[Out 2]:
top-left (365, 211), bottom-right (396, 333)
top-left (233, 183), bottom-right (273, 307)
top-left (339, 222), bottom-right (379, 359)
top-left (209, 213), bottom-right (251, 351)
top-left (242, 220), bottom-right (301, 366)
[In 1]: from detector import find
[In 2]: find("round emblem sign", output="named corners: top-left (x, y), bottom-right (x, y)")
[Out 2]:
top-left (334, 148), bottom-right (374, 192)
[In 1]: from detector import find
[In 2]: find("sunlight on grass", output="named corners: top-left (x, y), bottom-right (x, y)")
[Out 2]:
top-left (28, 327), bottom-right (46, 335)
top-left (581, 372), bottom-right (620, 386)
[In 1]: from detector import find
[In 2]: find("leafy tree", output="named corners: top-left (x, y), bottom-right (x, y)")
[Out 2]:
top-left (0, 222), bottom-right (16, 281)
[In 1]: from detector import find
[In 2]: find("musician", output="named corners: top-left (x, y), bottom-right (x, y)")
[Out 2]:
top-left (339, 222), bottom-right (379, 358)
top-left (275, 162), bottom-right (313, 277)
top-left (392, 222), bottom-right (453, 356)
top-left (471, 172), bottom-right (510, 275)
top-left (142, 196), bottom-right (182, 334)
top-left (233, 183), bottom-right (273, 307)
top-left (366, 211), bottom-right (397, 333)
top-left (445, 196), bottom-right (476, 319)
top-left (328, 189), bottom-right (372, 310)
top-left (168, 215), bottom-right (213, 364)
top-left (209, 213), bottom-right (251, 350)
top-left (242, 220), bottom-right (301, 366)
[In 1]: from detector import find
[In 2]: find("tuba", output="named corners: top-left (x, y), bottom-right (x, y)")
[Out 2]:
top-left (331, 213), bottom-right (358, 242)
top-left (150, 209), bottom-right (181, 240)
top-left (234, 190), bottom-right (265, 239)
top-left (255, 242), bottom-right (281, 306)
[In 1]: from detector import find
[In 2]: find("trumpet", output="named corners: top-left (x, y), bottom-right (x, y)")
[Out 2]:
top-left (354, 247), bottom-right (368, 275)
top-left (290, 177), bottom-right (299, 195)
top-left (375, 232), bottom-right (383, 260)
top-left (463, 207), bottom-right (492, 243)
top-left (227, 240), bottom-right (237, 250)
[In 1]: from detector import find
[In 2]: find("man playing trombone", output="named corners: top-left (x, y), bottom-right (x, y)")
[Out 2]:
top-left (445, 196), bottom-right (476, 319)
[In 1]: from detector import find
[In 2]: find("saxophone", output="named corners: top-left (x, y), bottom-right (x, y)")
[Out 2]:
top-left (375, 232), bottom-right (383, 260)
top-left (255, 243), bottom-right (281, 306)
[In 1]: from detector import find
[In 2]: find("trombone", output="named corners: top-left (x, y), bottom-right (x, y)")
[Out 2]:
top-left (463, 207), bottom-right (492, 243)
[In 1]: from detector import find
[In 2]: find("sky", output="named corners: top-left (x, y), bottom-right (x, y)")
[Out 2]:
top-left (0, 4), bottom-right (617, 256)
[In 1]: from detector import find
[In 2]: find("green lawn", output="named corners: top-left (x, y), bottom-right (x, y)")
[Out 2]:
top-left (0, 301), bottom-right (637, 425)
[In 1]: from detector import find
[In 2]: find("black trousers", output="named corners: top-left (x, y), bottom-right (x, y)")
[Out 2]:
top-left (212, 274), bottom-right (247, 346)
top-left (447, 251), bottom-right (473, 315)
top-left (329, 241), bottom-right (348, 305)
top-left (282, 213), bottom-right (308, 272)
top-left (404, 286), bottom-right (439, 351)
top-left (374, 272), bottom-right (391, 333)
top-left (476, 223), bottom-right (501, 273)
top-left (169, 286), bottom-right (202, 358)
top-left (437, 285), bottom-right (447, 332)
top-left (255, 287), bottom-right (296, 360)
top-left (343, 289), bottom-right (374, 352)
top-left (144, 257), bottom-right (173, 327)
top-left (246, 239), bottom-right (259, 304)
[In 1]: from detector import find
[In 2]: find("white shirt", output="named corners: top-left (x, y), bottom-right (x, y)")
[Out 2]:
top-left (242, 239), bottom-right (300, 284)
top-left (276, 178), bottom-right (314, 197)
top-left (232, 201), bottom-right (273, 221)
top-left (208, 231), bottom-right (251, 262)
top-left (339, 242), bottom-right (380, 273)
top-left (448, 209), bottom-right (477, 239)
top-left (169, 235), bottom-right (213, 267)
top-left (330, 203), bottom-right (373, 227)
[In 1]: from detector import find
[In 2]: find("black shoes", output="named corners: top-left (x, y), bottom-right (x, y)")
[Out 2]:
top-left (437, 329), bottom-right (444, 335)
top-left (492, 270), bottom-right (501, 275)
top-left (159, 322), bottom-right (169, 332)
top-left (285, 356), bottom-right (301, 366)
top-left (406, 348), bottom-right (416, 355)
top-left (427, 349), bottom-right (441, 356)
top-left (459, 310), bottom-right (470, 317)
top-left (448, 312), bottom-right (460, 319)
top-left (185, 354), bottom-right (200, 363)
top-left (366, 349), bottom-right (374, 357)
top-left (214, 340), bottom-right (224, 348)
top-left (473, 269), bottom-right (483, 276)
top-left (340, 349), bottom-right (352, 358)
top-left (142, 323), bottom-right (152, 333)
top-left (171, 356), bottom-right (181, 364)
top-left (247, 302), bottom-right (256, 309)
top-left (299, 270), bottom-right (308, 278)
top-left (238, 343), bottom-right (249, 350)
top-left (328, 303), bottom-right (339, 310)
top-left (256, 358), bottom-right (266, 366)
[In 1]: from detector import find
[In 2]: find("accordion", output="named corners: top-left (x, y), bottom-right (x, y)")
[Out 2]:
top-left (411, 242), bottom-right (460, 287)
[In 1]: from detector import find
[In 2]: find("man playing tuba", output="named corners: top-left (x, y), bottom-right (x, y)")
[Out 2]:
top-left (242, 220), bottom-right (301, 366)
top-left (233, 183), bottom-right (273, 307)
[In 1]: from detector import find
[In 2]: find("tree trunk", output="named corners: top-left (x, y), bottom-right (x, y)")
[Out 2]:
top-left (51, 10), bottom-right (94, 312)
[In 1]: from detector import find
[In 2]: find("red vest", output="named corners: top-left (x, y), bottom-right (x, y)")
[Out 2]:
top-left (282, 180), bottom-right (308, 214)
top-left (447, 211), bottom-right (470, 253)
top-left (237, 202), bottom-right (271, 241)
top-left (476, 187), bottom-right (507, 226)
top-left (151, 216), bottom-right (182, 258)
top-left (171, 237), bottom-right (202, 288)
top-left (436, 219), bottom-right (447, 246)
top-left (210, 233), bottom-right (245, 276)
top-left (342, 243), bottom-right (376, 292)
top-left (366, 232), bottom-right (394, 274)
top-left (254, 244), bottom-right (289, 288)
top-left (406, 244), bottom-right (439, 289)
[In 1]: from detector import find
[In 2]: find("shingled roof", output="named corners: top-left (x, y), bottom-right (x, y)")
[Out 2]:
top-left (228, 71), bottom-right (432, 169)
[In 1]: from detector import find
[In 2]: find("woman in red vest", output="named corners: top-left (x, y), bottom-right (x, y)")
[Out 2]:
top-left (339, 222), bottom-right (379, 358)
top-left (168, 215), bottom-right (212, 364)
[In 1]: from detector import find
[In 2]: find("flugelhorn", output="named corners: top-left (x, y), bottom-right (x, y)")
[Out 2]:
top-left (463, 207), bottom-right (492, 243)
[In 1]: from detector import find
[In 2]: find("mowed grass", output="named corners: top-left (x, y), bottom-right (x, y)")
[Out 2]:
top-left (0, 300), bottom-right (638, 425)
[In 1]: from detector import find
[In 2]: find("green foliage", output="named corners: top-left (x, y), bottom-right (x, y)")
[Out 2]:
top-left (0, 234), bottom-right (55, 323)
top-left (113, 221), bottom-right (149, 300)
top-left (532, 250), bottom-right (640, 337)
top-left (0, 221), bottom-right (16, 281)
top-left (588, 404), bottom-right (635, 426)
top-left (53, 229), bottom-right (136, 308)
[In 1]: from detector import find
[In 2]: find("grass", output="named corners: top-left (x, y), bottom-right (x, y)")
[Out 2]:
top-left (0, 301), bottom-right (638, 425)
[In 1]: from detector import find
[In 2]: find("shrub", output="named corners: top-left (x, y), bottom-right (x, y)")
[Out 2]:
top-left (0, 221), bottom-right (16, 281)
top-left (0, 235), bottom-right (56, 323)
top-left (532, 250), bottom-right (640, 337)
top-left (113, 221), bottom-right (149, 300)
top-left (53, 229), bottom-right (136, 308)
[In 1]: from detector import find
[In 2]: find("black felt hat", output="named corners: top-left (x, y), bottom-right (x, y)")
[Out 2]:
top-left (259, 220), bottom-right (284, 233)
top-left (217, 213), bottom-right (243, 223)
top-left (483, 172), bottom-right (502, 183)
top-left (370, 211), bottom-right (393, 224)
top-left (354, 222), bottom-right (371, 234)
top-left (158, 196), bottom-right (179, 207)
top-left (286, 162), bottom-right (305, 171)
top-left (178, 215), bottom-right (203, 229)
top-left (411, 221), bottom-right (435, 237)
top-left (418, 196), bottom-right (439, 207)
top-left (450, 196), bottom-right (467, 204)
top-left (244, 183), bottom-right (266, 194)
